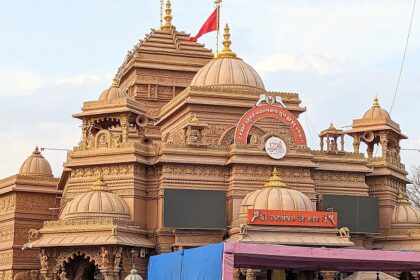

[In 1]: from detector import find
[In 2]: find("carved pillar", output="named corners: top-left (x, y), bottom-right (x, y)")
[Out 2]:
top-left (320, 136), bottom-right (324, 152)
top-left (379, 132), bottom-right (388, 159)
top-left (233, 268), bottom-right (241, 280)
top-left (245, 269), bottom-right (259, 280)
top-left (120, 115), bottom-right (129, 143)
top-left (39, 249), bottom-right (58, 280)
top-left (323, 271), bottom-right (336, 280)
top-left (340, 135), bottom-right (345, 151)
top-left (326, 135), bottom-right (330, 151)
top-left (352, 135), bottom-right (360, 154)
top-left (367, 143), bottom-right (374, 158)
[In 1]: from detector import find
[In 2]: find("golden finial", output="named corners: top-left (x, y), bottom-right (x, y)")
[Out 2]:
top-left (373, 96), bottom-right (379, 107)
top-left (161, 0), bottom-right (172, 30)
top-left (112, 75), bottom-right (119, 87)
top-left (32, 146), bottom-right (42, 156)
top-left (191, 114), bottom-right (199, 123)
top-left (217, 24), bottom-right (237, 58)
top-left (91, 176), bottom-right (108, 192)
top-left (264, 167), bottom-right (288, 188)
top-left (329, 122), bottom-right (335, 130)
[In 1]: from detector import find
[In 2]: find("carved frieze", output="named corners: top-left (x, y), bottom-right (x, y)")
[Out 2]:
top-left (70, 165), bottom-right (135, 178)
top-left (16, 193), bottom-right (55, 213)
top-left (313, 171), bottom-right (365, 183)
top-left (0, 251), bottom-right (12, 265)
top-left (163, 164), bottom-right (225, 177)
top-left (0, 194), bottom-right (16, 214)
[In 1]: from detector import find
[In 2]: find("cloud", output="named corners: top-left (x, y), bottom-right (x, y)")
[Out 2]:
top-left (0, 68), bottom-right (44, 96)
top-left (55, 74), bottom-right (113, 86)
top-left (256, 52), bottom-right (346, 76)
top-left (0, 123), bottom-right (80, 178)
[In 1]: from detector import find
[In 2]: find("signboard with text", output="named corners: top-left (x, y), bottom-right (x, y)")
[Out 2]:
top-left (247, 209), bottom-right (338, 228)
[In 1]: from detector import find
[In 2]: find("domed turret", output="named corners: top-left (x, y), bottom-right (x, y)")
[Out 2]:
top-left (362, 96), bottom-right (391, 120)
top-left (63, 177), bottom-right (131, 220)
top-left (190, 24), bottom-right (264, 90)
top-left (238, 168), bottom-right (313, 219)
top-left (391, 191), bottom-right (420, 228)
top-left (19, 146), bottom-right (53, 178)
top-left (124, 267), bottom-right (143, 280)
top-left (99, 76), bottom-right (128, 101)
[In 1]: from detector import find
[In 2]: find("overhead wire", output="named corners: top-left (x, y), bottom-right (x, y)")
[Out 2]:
top-left (389, 0), bottom-right (417, 114)
top-left (303, 111), bottom-right (319, 148)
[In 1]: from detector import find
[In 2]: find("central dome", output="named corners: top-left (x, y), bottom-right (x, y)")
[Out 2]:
top-left (63, 177), bottom-right (131, 220)
top-left (190, 58), bottom-right (265, 90)
top-left (190, 24), bottom-right (265, 90)
top-left (238, 168), bottom-right (313, 218)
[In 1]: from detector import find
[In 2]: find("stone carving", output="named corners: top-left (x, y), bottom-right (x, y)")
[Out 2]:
top-left (114, 247), bottom-right (123, 269)
top-left (70, 165), bottom-right (135, 178)
top-left (28, 229), bottom-right (40, 240)
top-left (0, 194), bottom-right (16, 213)
top-left (313, 171), bottom-right (365, 183)
top-left (96, 130), bottom-right (111, 149)
top-left (99, 247), bottom-right (109, 268)
top-left (13, 270), bottom-right (41, 280)
top-left (338, 227), bottom-right (350, 237)
top-left (39, 249), bottom-right (49, 271)
top-left (0, 251), bottom-right (12, 265)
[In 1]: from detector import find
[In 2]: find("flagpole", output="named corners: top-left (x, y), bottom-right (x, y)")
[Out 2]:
top-left (160, 0), bottom-right (163, 27)
top-left (215, 0), bottom-right (221, 56)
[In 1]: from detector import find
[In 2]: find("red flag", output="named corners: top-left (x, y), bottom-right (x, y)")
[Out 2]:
top-left (189, 7), bottom-right (219, 42)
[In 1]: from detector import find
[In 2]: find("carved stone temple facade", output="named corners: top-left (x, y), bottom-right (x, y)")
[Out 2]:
top-left (1, 2), bottom-right (419, 280)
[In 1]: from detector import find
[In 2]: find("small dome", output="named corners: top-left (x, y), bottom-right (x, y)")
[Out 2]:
top-left (391, 192), bottom-right (420, 228)
top-left (63, 177), bottom-right (131, 220)
top-left (190, 24), bottom-right (264, 90)
top-left (362, 97), bottom-right (391, 120)
top-left (19, 146), bottom-right (53, 178)
top-left (124, 268), bottom-right (143, 280)
top-left (99, 77), bottom-right (127, 101)
top-left (238, 168), bottom-right (313, 218)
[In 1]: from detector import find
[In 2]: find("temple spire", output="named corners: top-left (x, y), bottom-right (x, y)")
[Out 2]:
top-left (91, 176), bottom-right (108, 192)
top-left (161, 0), bottom-right (173, 30)
top-left (112, 75), bottom-right (119, 87)
top-left (264, 167), bottom-right (288, 188)
top-left (217, 24), bottom-right (237, 58)
top-left (373, 96), bottom-right (380, 107)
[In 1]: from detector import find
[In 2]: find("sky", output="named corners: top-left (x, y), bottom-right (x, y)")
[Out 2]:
top-left (0, 0), bottom-right (419, 178)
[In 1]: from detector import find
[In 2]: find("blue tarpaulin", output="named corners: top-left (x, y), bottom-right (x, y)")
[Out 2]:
top-left (147, 243), bottom-right (223, 280)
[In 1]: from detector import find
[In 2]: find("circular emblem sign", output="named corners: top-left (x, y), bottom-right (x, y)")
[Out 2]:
top-left (265, 136), bottom-right (287, 159)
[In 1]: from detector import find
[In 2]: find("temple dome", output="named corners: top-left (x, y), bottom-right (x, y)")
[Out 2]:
top-left (391, 192), bottom-right (420, 228)
top-left (190, 24), bottom-right (264, 90)
top-left (63, 178), bottom-right (131, 220)
top-left (190, 58), bottom-right (264, 90)
top-left (124, 267), bottom-right (143, 280)
top-left (238, 168), bottom-right (313, 218)
top-left (19, 146), bottom-right (53, 178)
top-left (362, 97), bottom-right (391, 120)
top-left (99, 77), bottom-right (127, 101)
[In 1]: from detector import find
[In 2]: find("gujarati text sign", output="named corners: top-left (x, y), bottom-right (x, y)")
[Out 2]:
top-left (247, 209), bottom-right (338, 228)
top-left (234, 105), bottom-right (307, 146)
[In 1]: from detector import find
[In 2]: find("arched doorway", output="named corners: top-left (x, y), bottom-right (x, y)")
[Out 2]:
top-left (62, 255), bottom-right (102, 280)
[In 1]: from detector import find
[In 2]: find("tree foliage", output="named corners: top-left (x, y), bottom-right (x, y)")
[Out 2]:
top-left (407, 166), bottom-right (420, 208)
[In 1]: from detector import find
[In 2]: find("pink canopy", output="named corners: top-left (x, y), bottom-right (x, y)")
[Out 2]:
top-left (222, 243), bottom-right (420, 280)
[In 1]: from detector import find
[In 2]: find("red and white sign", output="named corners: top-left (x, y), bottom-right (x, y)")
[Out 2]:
top-left (234, 105), bottom-right (307, 146)
top-left (247, 209), bottom-right (338, 228)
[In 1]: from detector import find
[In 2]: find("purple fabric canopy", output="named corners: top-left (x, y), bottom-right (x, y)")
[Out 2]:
top-left (222, 243), bottom-right (420, 280)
